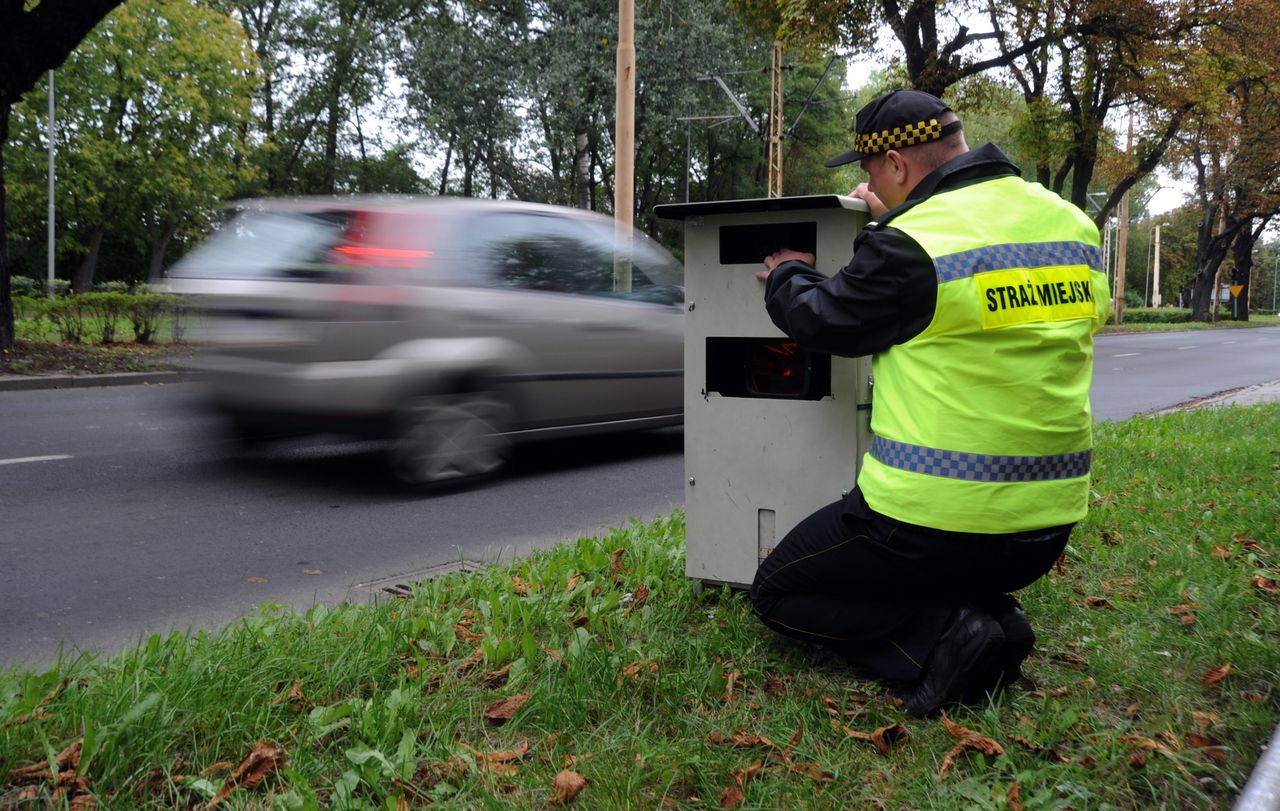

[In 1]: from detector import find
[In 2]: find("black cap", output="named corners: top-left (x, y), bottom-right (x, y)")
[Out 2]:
top-left (823, 89), bottom-right (962, 168)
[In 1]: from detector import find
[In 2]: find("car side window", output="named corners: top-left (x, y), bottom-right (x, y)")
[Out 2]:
top-left (471, 212), bottom-right (682, 303)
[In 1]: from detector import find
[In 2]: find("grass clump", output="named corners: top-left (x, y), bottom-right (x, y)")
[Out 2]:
top-left (1, 406), bottom-right (1277, 809)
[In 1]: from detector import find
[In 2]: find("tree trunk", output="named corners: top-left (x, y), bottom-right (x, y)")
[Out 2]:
top-left (575, 118), bottom-right (591, 209)
top-left (148, 221), bottom-right (176, 282)
top-left (1230, 227), bottom-right (1252, 321)
top-left (438, 134), bottom-right (454, 196)
top-left (72, 229), bottom-right (105, 293)
top-left (0, 100), bottom-right (13, 350)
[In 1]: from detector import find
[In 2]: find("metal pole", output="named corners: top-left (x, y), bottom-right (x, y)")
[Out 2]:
top-left (612, 0), bottom-right (635, 293)
top-left (1152, 224), bottom-right (1163, 308)
top-left (1143, 227), bottom-right (1153, 308)
top-left (1272, 251), bottom-right (1277, 313)
top-left (47, 70), bottom-right (56, 299)
top-left (1113, 112), bottom-right (1134, 325)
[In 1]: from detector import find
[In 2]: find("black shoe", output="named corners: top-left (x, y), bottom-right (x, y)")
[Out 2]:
top-left (963, 597), bottom-right (1036, 703)
top-left (903, 604), bottom-right (1005, 718)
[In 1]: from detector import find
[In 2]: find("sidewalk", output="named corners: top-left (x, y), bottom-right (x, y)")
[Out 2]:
top-left (0, 369), bottom-right (199, 391)
top-left (1160, 378), bottom-right (1280, 411)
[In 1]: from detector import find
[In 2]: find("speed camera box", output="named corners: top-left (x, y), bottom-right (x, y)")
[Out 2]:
top-left (655, 195), bottom-right (873, 589)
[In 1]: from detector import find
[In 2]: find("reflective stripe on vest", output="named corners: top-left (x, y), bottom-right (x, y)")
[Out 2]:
top-left (934, 241), bottom-right (1103, 283)
top-left (870, 436), bottom-right (1092, 482)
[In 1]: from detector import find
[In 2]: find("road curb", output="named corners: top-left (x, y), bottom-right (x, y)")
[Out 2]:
top-left (0, 370), bottom-right (202, 392)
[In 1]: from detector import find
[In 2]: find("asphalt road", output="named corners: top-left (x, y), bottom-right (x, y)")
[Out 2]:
top-left (3, 325), bottom-right (1279, 671)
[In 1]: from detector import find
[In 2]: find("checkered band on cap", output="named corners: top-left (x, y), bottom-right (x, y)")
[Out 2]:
top-left (934, 241), bottom-right (1104, 283)
top-left (854, 118), bottom-right (944, 156)
top-left (870, 436), bottom-right (1092, 482)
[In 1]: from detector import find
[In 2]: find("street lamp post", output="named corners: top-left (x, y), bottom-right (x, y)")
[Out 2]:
top-left (1152, 223), bottom-right (1168, 308)
top-left (47, 70), bottom-right (56, 299)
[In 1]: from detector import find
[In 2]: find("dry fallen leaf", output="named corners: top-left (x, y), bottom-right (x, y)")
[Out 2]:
top-left (460, 739), bottom-right (529, 774)
top-left (719, 786), bottom-right (744, 809)
top-left (1192, 710), bottom-right (1221, 729)
top-left (246, 576), bottom-right (269, 584)
top-left (457, 647), bottom-right (485, 674)
top-left (565, 574), bottom-right (582, 592)
top-left (511, 576), bottom-right (529, 597)
top-left (270, 678), bottom-right (309, 714)
top-left (707, 731), bottom-right (778, 750)
top-left (205, 742), bottom-right (286, 809)
top-left (1008, 779), bottom-right (1025, 811)
top-left (723, 669), bottom-right (741, 703)
top-left (552, 769), bottom-right (587, 805)
top-left (483, 663), bottom-right (513, 688)
top-left (788, 723), bottom-right (804, 748)
top-left (938, 736), bottom-right (1004, 778)
top-left (609, 548), bottom-right (628, 575)
top-left (844, 723), bottom-right (908, 754)
top-left (1186, 734), bottom-right (1228, 764)
top-left (1211, 545), bottom-right (1233, 560)
top-left (730, 758), bottom-right (765, 789)
top-left (1202, 663), bottom-right (1234, 685)
top-left (630, 584), bottom-right (650, 608)
top-left (483, 692), bottom-right (530, 724)
top-left (1251, 576), bottom-right (1280, 594)
top-left (454, 623), bottom-right (484, 643)
top-left (7, 741), bottom-right (82, 785)
top-left (940, 710), bottom-right (976, 740)
top-left (764, 676), bottom-right (787, 697)
top-left (302, 569), bottom-right (322, 575)
top-left (1084, 596), bottom-right (1113, 609)
top-left (618, 660), bottom-right (658, 685)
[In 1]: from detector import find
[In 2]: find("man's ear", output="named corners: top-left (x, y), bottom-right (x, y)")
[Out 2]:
top-left (885, 150), bottom-right (907, 185)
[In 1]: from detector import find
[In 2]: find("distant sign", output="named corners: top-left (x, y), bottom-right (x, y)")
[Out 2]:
top-left (1229, 284), bottom-right (1244, 298)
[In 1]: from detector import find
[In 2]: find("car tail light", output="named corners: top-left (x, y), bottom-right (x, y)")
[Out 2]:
top-left (329, 244), bottom-right (433, 268)
top-left (324, 209), bottom-right (434, 269)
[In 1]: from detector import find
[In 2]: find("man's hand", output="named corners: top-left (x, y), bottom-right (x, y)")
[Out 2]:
top-left (756, 248), bottom-right (815, 281)
top-left (851, 182), bottom-right (888, 220)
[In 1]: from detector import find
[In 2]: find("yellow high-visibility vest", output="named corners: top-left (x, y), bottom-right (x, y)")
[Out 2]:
top-left (857, 176), bottom-right (1111, 533)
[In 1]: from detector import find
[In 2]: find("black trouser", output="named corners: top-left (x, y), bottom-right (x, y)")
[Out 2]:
top-left (749, 492), bottom-right (1071, 685)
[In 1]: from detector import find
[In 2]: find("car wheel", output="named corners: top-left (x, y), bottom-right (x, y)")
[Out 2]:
top-left (389, 392), bottom-right (513, 486)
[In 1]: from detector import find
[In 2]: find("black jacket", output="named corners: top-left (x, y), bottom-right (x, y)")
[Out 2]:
top-left (762, 143), bottom-right (1021, 357)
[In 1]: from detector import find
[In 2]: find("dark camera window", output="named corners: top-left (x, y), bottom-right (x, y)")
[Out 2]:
top-left (719, 222), bottom-right (817, 265)
top-left (706, 337), bottom-right (831, 400)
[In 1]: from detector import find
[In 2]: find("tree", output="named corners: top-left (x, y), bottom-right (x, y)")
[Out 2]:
top-left (1171, 0), bottom-right (1280, 321)
top-left (7, 0), bottom-right (258, 289)
top-left (0, 0), bottom-right (125, 348)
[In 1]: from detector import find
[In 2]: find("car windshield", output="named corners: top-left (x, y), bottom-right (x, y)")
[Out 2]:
top-left (169, 210), bottom-right (348, 279)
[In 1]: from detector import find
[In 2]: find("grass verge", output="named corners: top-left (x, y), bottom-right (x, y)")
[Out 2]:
top-left (2, 405), bottom-right (1278, 809)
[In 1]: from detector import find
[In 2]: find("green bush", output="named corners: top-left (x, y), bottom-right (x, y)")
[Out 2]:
top-left (78, 292), bottom-right (132, 343)
top-left (126, 293), bottom-right (174, 344)
top-left (1121, 307), bottom-right (1193, 323)
top-left (44, 297), bottom-right (87, 343)
top-left (10, 276), bottom-right (42, 297)
top-left (93, 280), bottom-right (132, 293)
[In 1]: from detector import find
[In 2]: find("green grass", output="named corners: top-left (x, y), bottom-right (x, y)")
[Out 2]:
top-left (2, 406), bottom-right (1277, 809)
top-left (1101, 313), bottom-right (1280, 333)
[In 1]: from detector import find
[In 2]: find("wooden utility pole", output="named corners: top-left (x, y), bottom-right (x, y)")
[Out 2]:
top-left (1113, 111), bottom-right (1134, 325)
top-left (768, 42), bottom-right (783, 198)
top-left (613, 0), bottom-right (635, 293)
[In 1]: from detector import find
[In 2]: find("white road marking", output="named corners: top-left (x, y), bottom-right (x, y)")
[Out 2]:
top-left (0, 455), bottom-right (73, 466)
top-left (1113, 352), bottom-right (1140, 357)
top-left (1222, 341), bottom-right (1237, 345)
top-left (1176, 345), bottom-right (1197, 350)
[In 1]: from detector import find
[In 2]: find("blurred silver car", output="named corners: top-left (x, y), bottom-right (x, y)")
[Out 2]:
top-left (167, 197), bottom-right (684, 485)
